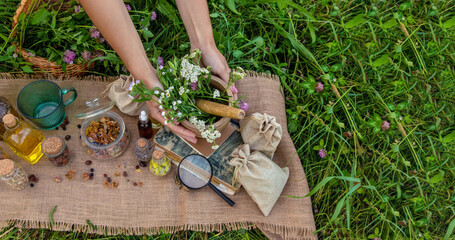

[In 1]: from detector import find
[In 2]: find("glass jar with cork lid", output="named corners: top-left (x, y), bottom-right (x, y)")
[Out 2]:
top-left (41, 136), bottom-right (71, 166)
top-left (0, 149), bottom-right (29, 190)
top-left (134, 138), bottom-right (154, 163)
top-left (149, 148), bottom-right (171, 176)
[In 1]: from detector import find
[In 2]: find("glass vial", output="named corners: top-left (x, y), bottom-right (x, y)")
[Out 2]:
top-left (41, 136), bottom-right (71, 167)
top-left (2, 114), bottom-right (44, 164)
top-left (0, 96), bottom-right (22, 140)
top-left (138, 111), bottom-right (153, 139)
top-left (150, 149), bottom-right (171, 176)
top-left (134, 138), bottom-right (154, 163)
top-left (150, 117), bottom-right (162, 140)
top-left (0, 158), bottom-right (29, 190)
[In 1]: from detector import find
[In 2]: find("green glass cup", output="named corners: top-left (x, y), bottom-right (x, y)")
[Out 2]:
top-left (16, 80), bottom-right (77, 130)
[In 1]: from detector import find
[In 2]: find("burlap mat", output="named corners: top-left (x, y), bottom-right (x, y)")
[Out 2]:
top-left (0, 73), bottom-right (316, 240)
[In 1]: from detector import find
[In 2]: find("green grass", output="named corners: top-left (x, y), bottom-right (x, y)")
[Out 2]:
top-left (1, 0), bottom-right (455, 239)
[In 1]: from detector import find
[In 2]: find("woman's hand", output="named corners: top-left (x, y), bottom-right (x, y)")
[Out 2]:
top-left (143, 73), bottom-right (198, 144)
top-left (196, 44), bottom-right (231, 83)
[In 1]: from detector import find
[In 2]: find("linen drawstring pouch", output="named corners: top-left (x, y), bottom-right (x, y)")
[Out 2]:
top-left (240, 113), bottom-right (283, 158)
top-left (230, 144), bottom-right (289, 216)
top-left (104, 75), bottom-right (147, 116)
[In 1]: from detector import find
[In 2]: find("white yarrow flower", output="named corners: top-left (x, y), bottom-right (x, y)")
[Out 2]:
top-left (179, 86), bottom-right (185, 95)
top-left (213, 89), bottom-right (220, 98)
top-left (154, 90), bottom-right (159, 95)
top-left (211, 144), bottom-right (219, 150)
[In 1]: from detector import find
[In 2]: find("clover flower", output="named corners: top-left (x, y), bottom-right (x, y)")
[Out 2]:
top-left (82, 50), bottom-right (91, 61)
top-left (381, 120), bottom-right (390, 131)
top-left (238, 100), bottom-right (249, 111)
top-left (157, 56), bottom-right (164, 68)
top-left (315, 82), bottom-right (324, 92)
top-left (89, 28), bottom-right (100, 39)
top-left (190, 82), bottom-right (199, 91)
top-left (230, 86), bottom-right (238, 94)
top-left (74, 6), bottom-right (80, 14)
top-left (63, 49), bottom-right (76, 64)
top-left (318, 149), bottom-right (327, 158)
top-left (125, 4), bottom-right (131, 11)
top-left (151, 11), bottom-right (157, 20)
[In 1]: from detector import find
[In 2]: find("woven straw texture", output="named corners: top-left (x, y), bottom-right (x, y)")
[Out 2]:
top-left (11, 0), bottom-right (94, 77)
top-left (0, 73), bottom-right (316, 240)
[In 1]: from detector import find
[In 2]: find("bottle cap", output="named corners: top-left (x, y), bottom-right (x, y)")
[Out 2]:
top-left (42, 136), bottom-right (64, 155)
top-left (139, 111), bottom-right (148, 122)
top-left (153, 150), bottom-right (164, 160)
top-left (0, 159), bottom-right (14, 175)
top-left (137, 138), bottom-right (147, 148)
top-left (2, 114), bottom-right (16, 128)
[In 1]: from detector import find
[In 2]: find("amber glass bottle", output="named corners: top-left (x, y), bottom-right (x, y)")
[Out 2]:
top-left (138, 111), bottom-right (153, 139)
top-left (2, 114), bottom-right (44, 164)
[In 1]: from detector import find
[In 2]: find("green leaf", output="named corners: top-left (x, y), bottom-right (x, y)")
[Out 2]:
top-left (307, 21), bottom-right (316, 44)
top-left (305, 176), bottom-right (361, 197)
top-left (396, 102), bottom-right (407, 110)
top-left (21, 65), bottom-right (33, 73)
top-left (443, 16), bottom-right (455, 29)
top-left (226, 0), bottom-right (241, 15)
top-left (373, 54), bottom-right (390, 67)
top-left (232, 50), bottom-right (243, 58)
top-left (429, 172), bottom-right (444, 184)
top-left (383, 18), bottom-right (398, 29)
top-left (31, 8), bottom-right (51, 25)
top-left (143, 30), bottom-right (154, 38)
top-left (345, 14), bottom-right (366, 29)
top-left (444, 217), bottom-right (455, 240)
top-left (442, 131), bottom-right (455, 143)
top-left (209, 13), bottom-right (219, 18)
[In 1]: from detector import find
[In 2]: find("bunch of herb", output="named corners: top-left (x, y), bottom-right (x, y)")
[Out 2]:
top-left (131, 49), bottom-right (247, 148)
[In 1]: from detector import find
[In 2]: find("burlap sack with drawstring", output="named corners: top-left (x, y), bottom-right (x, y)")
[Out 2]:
top-left (230, 144), bottom-right (289, 217)
top-left (240, 112), bottom-right (283, 158)
top-left (106, 75), bottom-right (147, 116)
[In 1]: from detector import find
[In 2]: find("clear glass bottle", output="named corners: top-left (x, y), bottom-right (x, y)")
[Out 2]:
top-left (149, 148), bottom-right (171, 176)
top-left (134, 138), bottom-right (153, 163)
top-left (41, 136), bottom-right (71, 167)
top-left (0, 158), bottom-right (29, 190)
top-left (0, 96), bottom-right (23, 140)
top-left (2, 114), bottom-right (44, 164)
top-left (150, 117), bottom-right (162, 141)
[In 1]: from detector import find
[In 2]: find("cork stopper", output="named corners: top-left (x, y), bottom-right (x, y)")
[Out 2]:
top-left (137, 138), bottom-right (147, 148)
top-left (42, 136), bottom-right (64, 155)
top-left (0, 159), bottom-right (14, 175)
top-left (153, 150), bottom-right (164, 160)
top-left (2, 114), bottom-right (17, 128)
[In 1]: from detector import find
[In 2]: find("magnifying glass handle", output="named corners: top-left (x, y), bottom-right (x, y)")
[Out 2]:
top-left (208, 183), bottom-right (235, 207)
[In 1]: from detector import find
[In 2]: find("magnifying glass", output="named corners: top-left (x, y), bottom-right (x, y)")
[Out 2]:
top-left (177, 154), bottom-right (235, 207)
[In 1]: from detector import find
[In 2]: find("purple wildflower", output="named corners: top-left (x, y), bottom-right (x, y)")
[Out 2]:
top-left (81, 50), bottom-right (91, 61)
top-left (74, 6), bottom-right (80, 14)
top-left (89, 28), bottom-right (100, 39)
top-left (315, 82), bottom-right (324, 92)
top-left (157, 56), bottom-right (164, 68)
top-left (121, 66), bottom-right (128, 73)
top-left (94, 50), bottom-right (104, 61)
top-left (63, 50), bottom-right (76, 64)
top-left (381, 120), bottom-right (390, 131)
top-left (151, 11), bottom-right (157, 20)
top-left (318, 149), bottom-right (327, 158)
top-left (238, 100), bottom-right (249, 111)
top-left (12, 53), bottom-right (18, 58)
top-left (27, 52), bottom-right (35, 57)
top-left (125, 4), bottom-right (131, 11)
top-left (190, 82), bottom-right (199, 91)
top-left (230, 86), bottom-right (238, 94)
top-left (98, 37), bottom-right (105, 43)
top-left (282, 67), bottom-right (286, 72)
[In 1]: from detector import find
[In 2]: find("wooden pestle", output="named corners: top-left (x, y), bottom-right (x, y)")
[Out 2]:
top-left (195, 99), bottom-right (245, 120)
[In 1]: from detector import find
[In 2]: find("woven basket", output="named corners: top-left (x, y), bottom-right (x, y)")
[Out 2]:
top-left (11, 0), bottom-right (95, 77)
